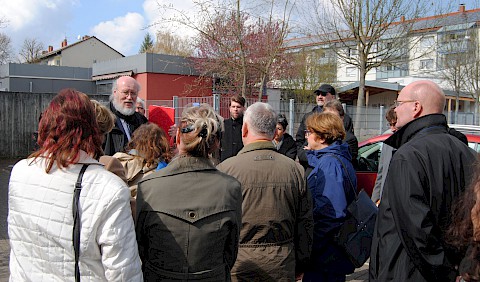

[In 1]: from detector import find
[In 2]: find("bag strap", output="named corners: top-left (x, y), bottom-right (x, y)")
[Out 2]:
top-left (326, 154), bottom-right (357, 200)
top-left (73, 164), bottom-right (89, 282)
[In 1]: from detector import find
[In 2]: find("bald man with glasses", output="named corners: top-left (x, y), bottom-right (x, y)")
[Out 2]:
top-left (369, 80), bottom-right (477, 282)
top-left (103, 76), bottom-right (148, 156)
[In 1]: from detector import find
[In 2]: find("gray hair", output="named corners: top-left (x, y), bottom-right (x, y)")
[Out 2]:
top-left (109, 76), bottom-right (141, 101)
top-left (244, 102), bottom-right (277, 139)
top-left (136, 97), bottom-right (146, 108)
top-left (324, 100), bottom-right (345, 117)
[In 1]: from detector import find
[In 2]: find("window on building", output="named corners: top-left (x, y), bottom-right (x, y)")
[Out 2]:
top-left (349, 48), bottom-right (358, 58)
top-left (346, 67), bottom-right (357, 77)
top-left (420, 36), bottom-right (434, 49)
top-left (55, 60), bottom-right (60, 66)
top-left (97, 83), bottom-right (112, 95)
top-left (384, 64), bottom-right (398, 71)
top-left (420, 59), bottom-right (434, 70)
top-left (448, 33), bottom-right (459, 41)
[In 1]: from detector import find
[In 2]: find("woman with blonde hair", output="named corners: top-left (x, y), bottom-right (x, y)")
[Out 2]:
top-left (302, 112), bottom-right (357, 282)
top-left (136, 103), bottom-right (242, 281)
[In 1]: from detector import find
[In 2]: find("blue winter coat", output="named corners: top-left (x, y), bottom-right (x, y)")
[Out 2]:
top-left (305, 140), bottom-right (356, 274)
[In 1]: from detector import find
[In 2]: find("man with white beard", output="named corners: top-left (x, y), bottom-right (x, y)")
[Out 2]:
top-left (103, 76), bottom-right (148, 156)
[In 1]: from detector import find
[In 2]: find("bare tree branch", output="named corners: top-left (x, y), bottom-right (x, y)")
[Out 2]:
top-left (19, 38), bottom-right (44, 64)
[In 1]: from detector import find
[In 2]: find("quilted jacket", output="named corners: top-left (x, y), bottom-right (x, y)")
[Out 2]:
top-left (8, 151), bottom-right (143, 281)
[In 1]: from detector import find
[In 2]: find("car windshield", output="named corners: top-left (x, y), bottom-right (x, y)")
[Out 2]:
top-left (357, 142), bottom-right (382, 172)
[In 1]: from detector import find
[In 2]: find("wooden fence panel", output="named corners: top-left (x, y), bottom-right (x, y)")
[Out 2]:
top-left (0, 92), bottom-right (109, 158)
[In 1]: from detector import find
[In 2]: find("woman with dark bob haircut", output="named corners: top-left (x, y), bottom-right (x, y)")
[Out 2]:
top-left (8, 89), bottom-right (142, 281)
top-left (273, 113), bottom-right (297, 160)
top-left (136, 103), bottom-right (242, 281)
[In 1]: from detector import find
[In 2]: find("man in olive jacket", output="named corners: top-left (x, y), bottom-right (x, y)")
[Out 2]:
top-left (217, 102), bottom-right (313, 281)
top-left (369, 80), bottom-right (477, 282)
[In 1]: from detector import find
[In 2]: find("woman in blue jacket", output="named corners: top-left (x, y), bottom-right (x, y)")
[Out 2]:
top-left (303, 112), bottom-right (357, 282)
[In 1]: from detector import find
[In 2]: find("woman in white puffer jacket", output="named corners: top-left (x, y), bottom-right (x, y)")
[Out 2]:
top-left (8, 89), bottom-right (143, 281)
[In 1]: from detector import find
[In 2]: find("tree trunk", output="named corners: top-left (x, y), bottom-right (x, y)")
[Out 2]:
top-left (241, 63), bottom-right (247, 97)
top-left (455, 88), bottom-right (460, 124)
top-left (354, 59), bottom-right (367, 137)
top-left (258, 73), bottom-right (267, 102)
top-left (475, 90), bottom-right (479, 125)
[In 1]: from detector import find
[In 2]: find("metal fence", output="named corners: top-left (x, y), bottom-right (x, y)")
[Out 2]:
top-left (148, 96), bottom-right (480, 142)
top-left (147, 95), bottom-right (262, 126)
top-left (2, 91), bottom-right (478, 158)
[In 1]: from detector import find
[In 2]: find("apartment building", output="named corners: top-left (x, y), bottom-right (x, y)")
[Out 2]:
top-left (283, 4), bottom-right (480, 113)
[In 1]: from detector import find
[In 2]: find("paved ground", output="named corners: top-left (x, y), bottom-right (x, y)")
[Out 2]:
top-left (0, 158), bottom-right (18, 282)
top-left (0, 158), bottom-right (368, 281)
top-left (347, 261), bottom-right (369, 281)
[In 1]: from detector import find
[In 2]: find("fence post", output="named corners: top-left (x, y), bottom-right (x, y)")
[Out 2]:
top-left (379, 105), bottom-right (384, 135)
top-left (213, 94), bottom-right (220, 113)
top-left (289, 99), bottom-right (295, 136)
top-left (173, 96), bottom-right (179, 125)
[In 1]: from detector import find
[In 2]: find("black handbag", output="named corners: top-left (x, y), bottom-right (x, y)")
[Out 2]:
top-left (330, 154), bottom-right (378, 268)
top-left (73, 164), bottom-right (89, 282)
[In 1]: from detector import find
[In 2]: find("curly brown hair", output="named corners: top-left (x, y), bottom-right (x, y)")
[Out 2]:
top-left (448, 160), bottom-right (480, 281)
top-left (125, 123), bottom-right (172, 166)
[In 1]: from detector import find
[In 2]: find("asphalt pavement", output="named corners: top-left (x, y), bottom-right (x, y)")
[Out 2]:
top-left (0, 158), bottom-right (18, 282)
top-left (0, 157), bottom-right (368, 281)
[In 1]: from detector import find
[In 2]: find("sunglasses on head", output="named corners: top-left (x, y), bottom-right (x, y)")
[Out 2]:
top-left (315, 91), bottom-right (328, 97)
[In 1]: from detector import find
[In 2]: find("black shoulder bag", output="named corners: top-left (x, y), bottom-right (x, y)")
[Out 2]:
top-left (329, 154), bottom-right (378, 268)
top-left (73, 164), bottom-right (89, 282)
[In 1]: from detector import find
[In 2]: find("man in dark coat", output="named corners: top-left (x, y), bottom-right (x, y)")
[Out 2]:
top-left (220, 95), bottom-right (245, 162)
top-left (295, 84), bottom-right (354, 169)
top-left (103, 76), bottom-right (147, 156)
top-left (369, 80), bottom-right (477, 282)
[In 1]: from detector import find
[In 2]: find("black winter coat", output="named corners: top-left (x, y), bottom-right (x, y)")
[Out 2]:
top-left (369, 114), bottom-right (477, 282)
top-left (276, 133), bottom-right (297, 160)
top-left (220, 117), bottom-right (243, 162)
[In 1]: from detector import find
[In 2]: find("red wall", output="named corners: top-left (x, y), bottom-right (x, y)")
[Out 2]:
top-left (135, 73), bottom-right (212, 101)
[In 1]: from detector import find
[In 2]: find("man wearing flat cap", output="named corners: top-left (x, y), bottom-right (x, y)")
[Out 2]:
top-left (295, 84), bottom-right (354, 169)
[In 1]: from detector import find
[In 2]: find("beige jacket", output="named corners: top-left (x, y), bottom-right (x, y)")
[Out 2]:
top-left (112, 152), bottom-right (158, 198)
top-left (217, 141), bottom-right (313, 281)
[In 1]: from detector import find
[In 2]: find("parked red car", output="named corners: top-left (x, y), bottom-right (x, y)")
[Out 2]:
top-left (356, 129), bottom-right (480, 197)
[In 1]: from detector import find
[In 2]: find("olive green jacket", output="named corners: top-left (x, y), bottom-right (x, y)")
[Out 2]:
top-left (136, 156), bottom-right (242, 281)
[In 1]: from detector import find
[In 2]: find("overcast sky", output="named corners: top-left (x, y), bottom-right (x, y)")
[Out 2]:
top-left (0, 0), bottom-right (479, 58)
